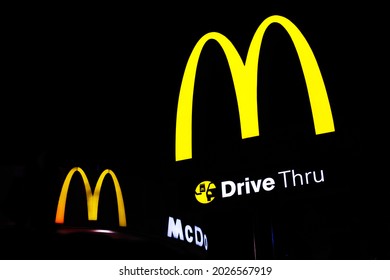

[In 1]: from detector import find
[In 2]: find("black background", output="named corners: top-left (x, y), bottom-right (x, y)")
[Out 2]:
top-left (0, 2), bottom-right (388, 259)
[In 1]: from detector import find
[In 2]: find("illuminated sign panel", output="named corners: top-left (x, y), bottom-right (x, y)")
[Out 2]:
top-left (55, 167), bottom-right (127, 227)
top-left (175, 15), bottom-right (335, 161)
top-left (167, 216), bottom-right (208, 250)
top-left (194, 169), bottom-right (326, 204)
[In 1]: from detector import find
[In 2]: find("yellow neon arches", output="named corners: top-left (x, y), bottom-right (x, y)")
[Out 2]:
top-left (55, 167), bottom-right (127, 227)
top-left (176, 15), bottom-right (335, 161)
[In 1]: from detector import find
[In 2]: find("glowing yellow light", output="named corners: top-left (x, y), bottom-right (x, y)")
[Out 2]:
top-left (176, 15), bottom-right (335, 161)
top-left (55, 167), bottom-right (127, 227)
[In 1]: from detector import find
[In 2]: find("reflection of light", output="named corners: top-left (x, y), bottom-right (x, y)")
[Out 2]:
top-left (271, 224), bottom-right (275, 258)
top-left (91, 229), bottom-right (115, 234)
top-left (56, 228), bottom-right (117, 236)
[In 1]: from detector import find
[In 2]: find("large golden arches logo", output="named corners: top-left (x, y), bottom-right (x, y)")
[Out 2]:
top-left (55, 167), bottom-right (127, 227)
top-left (175, 15), bottom-right (335, 161)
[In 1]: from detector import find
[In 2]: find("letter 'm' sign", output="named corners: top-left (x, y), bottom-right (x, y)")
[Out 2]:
top-left (175, 15), bottom-right (335, 161)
